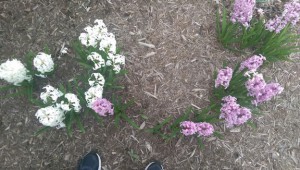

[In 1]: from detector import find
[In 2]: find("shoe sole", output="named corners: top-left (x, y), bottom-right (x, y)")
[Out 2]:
top-left (144, 161), bottom-right (164, 170)
top-left (96, 153), bottom-right (101, 170)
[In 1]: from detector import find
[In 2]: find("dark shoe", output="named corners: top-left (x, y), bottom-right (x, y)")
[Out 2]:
top-left (78, 151), bottom-right (101, 170)
top-left (144, 161), bottom-right (164, 170)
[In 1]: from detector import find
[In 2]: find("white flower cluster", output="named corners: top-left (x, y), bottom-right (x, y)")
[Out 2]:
top-left (80, 19), bottom-right (125, 74)
top-left (36, 85), bottom-right (82, 128)
top-left (84, 72), bottom-right (105, 107)
top-left (107, 53), bottom-right (125, 73)
top-left (85, 85), bottom-right (104, 108)
top-left (35, 106), bottom-right (66, 129)
top-left (33, 52), bottom-right (54, 77)
top-left (88, 73), bottom-right (105, 87)
top-left (99, 32), bottom-right (116, 53)
top-left (79, 19), bottom-right (109, 49)
top-left (0, 59), bottom-right (32, 86)
top-left (40, 85), bottom-right (64, 104)
top-left (87, 52), bottom-right (125, 73)
top-left (87, 52), bottom-right (105, 70)
top-left (79, 20), bottom-right (127, 107)
top-left (58, 93), bottom-right (82, 112)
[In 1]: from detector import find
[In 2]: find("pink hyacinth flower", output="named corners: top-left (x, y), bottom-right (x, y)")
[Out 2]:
top-left (245, 74), bottom-right (266, 96)
top-left (240, 55), bottom-right (266, 72)
top-left (230, 0), bottom-right (256, 27)
top-left (196, 122), bottom-right (214, 137)
top-left (220, 95), bottom-right (252, 127)
top-left (92, 98), bottom-right (114, 117)
top-left (266, 0), bottom-right (300, 33)
top-left (215, 67), bottom-right (233, 89)
top-left (252, 83), bottom-right (284, 105)
top-left (235, 107), bottom-right (252, 126)
top-left (180, 121), bottom-right (197, 136)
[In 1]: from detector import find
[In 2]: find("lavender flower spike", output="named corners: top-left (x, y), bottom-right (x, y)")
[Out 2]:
top-left (92, 98), bottom-right (114, 117)
top-left (230, 0), bottom-right (256, 27)
top-left (215, 67), bottom-right (233, 89)
top-left (196, 122), bottom-right (214, 137)
top-left (180, 121), bottom-right (197, 136)
top-left (266, 0), bottom-right (300, 33)
top-left (240, 54), bottom-right (266, 72)
top-left (220, 95), bottom-right (252, 127)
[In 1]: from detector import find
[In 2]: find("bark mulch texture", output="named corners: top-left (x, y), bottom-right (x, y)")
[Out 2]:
top-left (0, 0), bottom-right (299, 169)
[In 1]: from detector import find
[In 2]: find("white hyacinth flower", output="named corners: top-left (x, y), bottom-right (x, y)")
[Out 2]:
top-left (87, 52), bottom-right (106, 70)
top-left (79, 33), bottom-right (98, 47)
top-left (113, 65), bottom-right (121, 73)
top-left (84, 85), bottom-right (103, 108)
top-left (107, 53), bottom-right (125, 65)
top-left (99, 32), bottom-right (117, 53)
top-left (35, 106), bottom-right (66, 129)
top-left (94, 19), bottom-right (107, 31)
top-left (58, 93), bottom-right (82, 113)
top-left (40, 85), bottom-right (63, 104)
top-left (79, 19), bottom-right (108, 47)
top-left (107, 53), bottom-right (125, 73)
top-left (33, 52), bottom-right (54, 77)
top-left (88, 73), bottom-right (105, 87)
top-left (61, 47), bottom-right (68, 54)
top-left (0, 59), bottom-right (32, 86)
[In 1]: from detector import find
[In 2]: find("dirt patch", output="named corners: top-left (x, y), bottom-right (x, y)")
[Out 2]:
top-left (0, 0), bottom-right (299, 169)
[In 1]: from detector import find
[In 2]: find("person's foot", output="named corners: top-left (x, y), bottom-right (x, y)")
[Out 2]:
top-left (78, 151), bottom-right (101, 170)
top-left (144, 161), bottom-right (164, 170)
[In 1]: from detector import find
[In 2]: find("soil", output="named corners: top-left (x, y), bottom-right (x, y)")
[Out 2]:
top-left (0, 0), bottom-right (299, 170)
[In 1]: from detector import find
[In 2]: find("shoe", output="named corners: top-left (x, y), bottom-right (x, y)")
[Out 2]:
top-left (144, 161), bottom-right (164, 170)
top-left (78, 151), bottom-right (101, 170)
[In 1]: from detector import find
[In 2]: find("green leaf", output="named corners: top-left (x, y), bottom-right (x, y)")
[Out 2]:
top-left (197, 137), bottom-right (205, 149)
top-left (0, 85), bottom-right (17, 92)
top-left (78, 61), bottom-right (94, 69)
top-left (147, 116), bottom-right (172, 134)
top-left (75, 114), bottom-right (85, 133)
top-left (247, 121), bottom-right (257, 128)
top-left (34, 126), bottom-right (51, 136)
top-left (114, 113), bottom-right (121, 127)
top-left (58, 84), bottom-right (66, 93)
top-left (213, 131), bottom-right (223, 139)
top-left (121, 114), bottom-right (139, 129)
top-left (91, 110), bottom-right (103, 125)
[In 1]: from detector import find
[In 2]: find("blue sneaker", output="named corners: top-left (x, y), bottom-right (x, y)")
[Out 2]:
top-left (78, 151), bottom-right (101, 170)
top-left (144, 161), bottom-right (164, 170)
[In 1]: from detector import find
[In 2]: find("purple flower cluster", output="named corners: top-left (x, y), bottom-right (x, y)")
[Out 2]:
top-left (266, 0), bottom-right (300, 33)
top-left (220, 96), bottom-right (252, 127)
top-left (196, 122), bottom-right (215, 137)
top-left (246, 74), bottom-right (284, 105)
top-left (92, 98), bottom-right (114, 117)
top-left (215, 67), bottom-right (233, 89)
top-left (239, 55), bottom-right (266, 72)
top-left (245, 73), bottom-right (266, 96)
top-left (180, 121), bottom-right (214, 137)
top-left (230, 0), bottom-right (256, 27)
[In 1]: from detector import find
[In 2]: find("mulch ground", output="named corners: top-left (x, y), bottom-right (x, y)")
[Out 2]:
top-left (0, 0), bottom-right (299, 169)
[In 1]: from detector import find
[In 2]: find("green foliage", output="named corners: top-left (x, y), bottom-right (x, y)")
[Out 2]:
top-left (148, 107), bottom-right (193, 140)
top-left (216, 7), bottom-right (240, 50)
top-left (0, 80), bottom-right (34, 101)
top-left (112, 96), bottom-right (139, 129)
top-left (34, 126), bottom-right (51, 136)
top-left (216, 7), bottom-right (300, 62)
